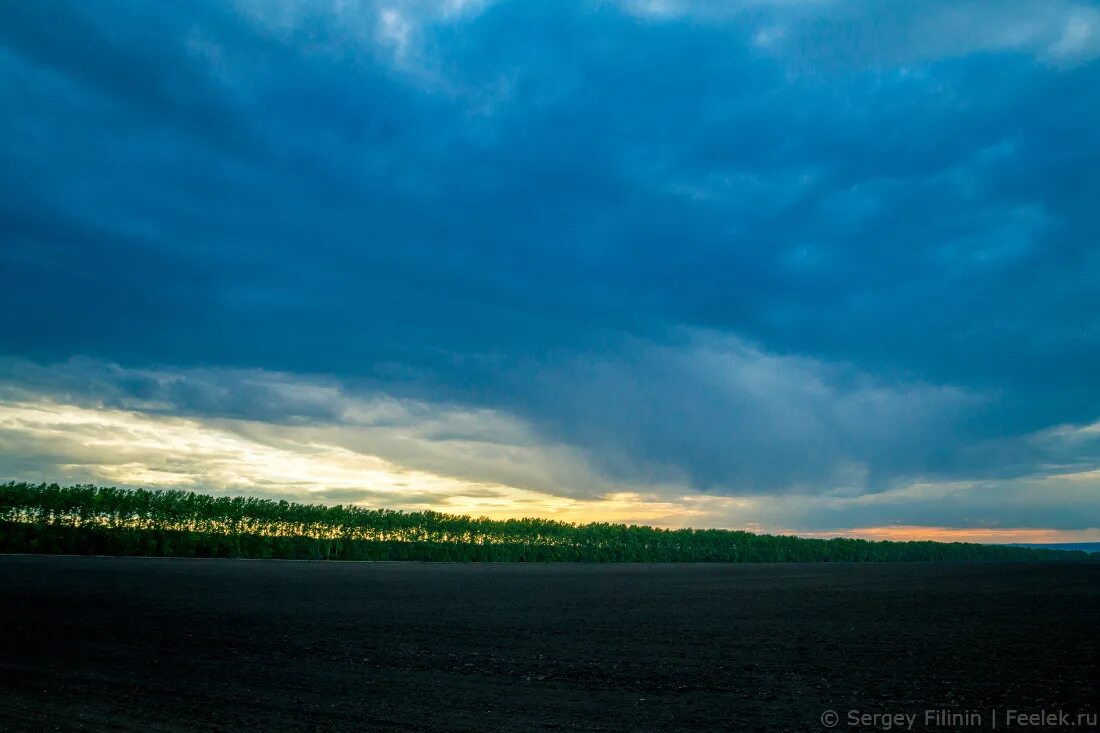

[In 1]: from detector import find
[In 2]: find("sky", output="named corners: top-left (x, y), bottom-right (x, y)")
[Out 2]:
top-left (1, 0), bottom-right (1099, 542)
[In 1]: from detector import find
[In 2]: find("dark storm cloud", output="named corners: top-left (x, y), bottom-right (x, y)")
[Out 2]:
top-left (2, 0), bottom-right (1099, 497)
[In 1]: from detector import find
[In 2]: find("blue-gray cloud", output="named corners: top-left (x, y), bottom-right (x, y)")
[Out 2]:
top-left (1, 1), bottom-right (1098, 502)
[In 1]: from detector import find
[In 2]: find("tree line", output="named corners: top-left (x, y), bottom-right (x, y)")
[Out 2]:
top-left (0, 482), bottom-right (1093, 563)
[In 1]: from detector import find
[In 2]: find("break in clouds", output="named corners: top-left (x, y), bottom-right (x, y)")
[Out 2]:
top-left (1, 0), bottom-right (1098, 537)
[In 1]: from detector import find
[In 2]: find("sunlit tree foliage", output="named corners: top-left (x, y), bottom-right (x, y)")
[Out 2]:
top-left (0, 483), bottom-right (1092, 562)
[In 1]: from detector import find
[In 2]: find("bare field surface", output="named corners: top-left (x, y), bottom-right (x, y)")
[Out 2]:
top-left (1, 556), bottom-right (1097, 731)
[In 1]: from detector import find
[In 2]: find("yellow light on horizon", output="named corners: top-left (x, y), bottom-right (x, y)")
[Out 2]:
top-left (1, 398), bottom-right (1098, 542)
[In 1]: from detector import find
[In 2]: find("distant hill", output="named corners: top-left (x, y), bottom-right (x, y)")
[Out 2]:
top-left (1006, 543), bottom-right (1100, 554)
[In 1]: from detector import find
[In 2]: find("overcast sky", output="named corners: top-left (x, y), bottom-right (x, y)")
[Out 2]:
top-left (2, 0), bottom-right (1099, 541)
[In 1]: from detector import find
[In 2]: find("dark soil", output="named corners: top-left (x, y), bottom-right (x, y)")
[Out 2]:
top-left (1, 557), bottom-right (1097, 732)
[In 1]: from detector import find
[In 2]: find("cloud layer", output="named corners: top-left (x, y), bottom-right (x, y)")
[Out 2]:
top-left (1, 1), bottom-right (1098, 536)
top-left (2, 358), bottom-right (1098, 538)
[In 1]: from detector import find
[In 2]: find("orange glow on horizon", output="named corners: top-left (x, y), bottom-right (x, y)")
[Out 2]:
top-left (794, 526), bottom-right (1100, 544)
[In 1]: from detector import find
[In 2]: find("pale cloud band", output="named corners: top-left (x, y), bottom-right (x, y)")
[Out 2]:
top-left (1, 357), bottom-right (1097, 542)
